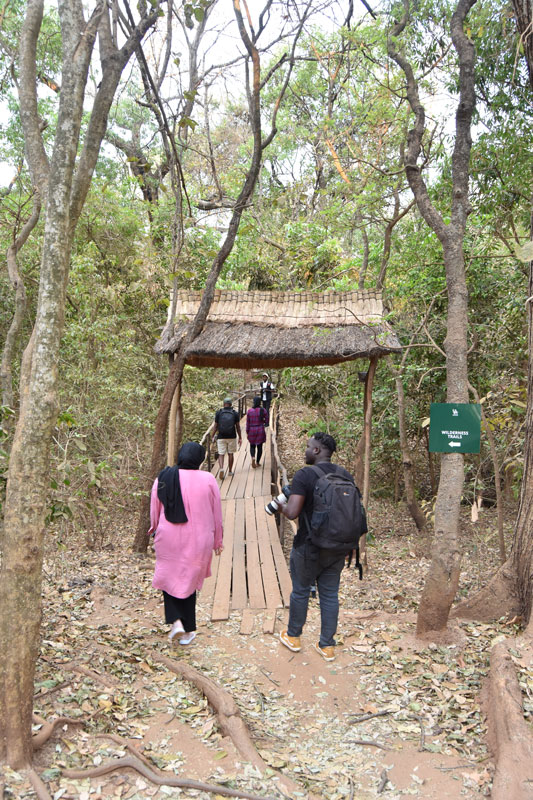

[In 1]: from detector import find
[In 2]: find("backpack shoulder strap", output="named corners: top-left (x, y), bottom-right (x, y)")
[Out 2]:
top-left (311, 463), bottom-right (345, 479)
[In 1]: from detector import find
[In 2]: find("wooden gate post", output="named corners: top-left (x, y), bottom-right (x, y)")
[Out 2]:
top-left (362, 356), bottom-right (378, 510)
top-left (360, 356), bottom-right (378, 563)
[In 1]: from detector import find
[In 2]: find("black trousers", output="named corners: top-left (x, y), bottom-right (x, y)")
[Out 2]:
top-left (163, 590), bottom-right (196, 632)
top-left (250, 443), bottom-right (263, 464)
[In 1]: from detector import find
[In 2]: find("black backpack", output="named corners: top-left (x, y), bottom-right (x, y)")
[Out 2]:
top-left (217, 408), bottom-right (236, 437)
top-left (303, 464), bottom-right (367, 580)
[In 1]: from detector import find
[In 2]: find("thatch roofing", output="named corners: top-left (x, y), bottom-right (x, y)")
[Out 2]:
top-left (155, 289), bottom-right (401, 369)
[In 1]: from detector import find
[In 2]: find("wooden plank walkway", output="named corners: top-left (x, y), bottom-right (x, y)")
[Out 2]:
top-left (201, 426), bottom-right (291, 625)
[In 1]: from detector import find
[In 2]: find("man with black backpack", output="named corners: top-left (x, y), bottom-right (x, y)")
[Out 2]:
top-left (276, 432), bottom-right (366, 662)
top-left (214, 398), bottom-right (242, 480)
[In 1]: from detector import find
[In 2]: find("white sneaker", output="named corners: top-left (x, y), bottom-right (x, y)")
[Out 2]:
top-left (168, 619), bottom-right (185, 641)
top-left (179, 631), bottom-right (197, 645)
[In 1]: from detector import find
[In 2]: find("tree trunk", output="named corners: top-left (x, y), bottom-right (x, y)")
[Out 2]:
top-left (388, 0), bottom-right (477, 636)
top-left (0, 0), bottom-right (159, 767)
top-left (511, 253), bottom-right (533, 623)
top-left (133, 353), bottom-right (185, 552)
top-left (1, 196), bottom-right (41, 411)
top-left (395, 373), bottom-right (428, 533)
top-left (132, 0), bottom-right (311, 552)
top-left (454, 1), bottom-right (533, 627)
top-left (417, 241), bottom-right (470, 635)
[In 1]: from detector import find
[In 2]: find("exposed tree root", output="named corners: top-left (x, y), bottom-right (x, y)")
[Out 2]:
top-left (451, 562), bottom-right (521, 622)
top-left (28, 769), bottom-right (53, 800)
top-left (33, 679), bottom-right (69, 700)
top-left (154, 653), bottom-right (322, 800)
top-left (32, 713), bottom-right (84, 750)
top-left (63, 755), bottom-right (277, 800)
top-left (94, 733), bottom-right (155, 768)
top-left (63, 662), bottom-right (119, 688)
top-left (486, 638), bottom-right (533, 799)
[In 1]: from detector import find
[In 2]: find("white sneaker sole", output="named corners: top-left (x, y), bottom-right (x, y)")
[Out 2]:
top-left (314, 643), bottom-right (335, 661)
top-left (179, 631), bottom-right (197, 645)
top-left (279, 632), bottom-right (301, 652)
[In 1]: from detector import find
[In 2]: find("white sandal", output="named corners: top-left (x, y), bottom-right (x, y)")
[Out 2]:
top-left (179, 631), bottom-right (197, 645)
top-left (168, 619), bottom-right (185, 641)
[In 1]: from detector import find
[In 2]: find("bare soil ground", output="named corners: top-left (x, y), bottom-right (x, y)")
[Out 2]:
top-left (2, 400), bottom-right (532, 800)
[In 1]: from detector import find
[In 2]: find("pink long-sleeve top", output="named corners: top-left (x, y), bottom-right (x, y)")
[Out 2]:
top-left (149, 469), bottom-right (223, 599)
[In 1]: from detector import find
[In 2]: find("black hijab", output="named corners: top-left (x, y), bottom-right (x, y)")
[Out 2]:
top-left (157, 442), bottom-right (206, 523)
top-left (253, 395), bottom-right (261, 408)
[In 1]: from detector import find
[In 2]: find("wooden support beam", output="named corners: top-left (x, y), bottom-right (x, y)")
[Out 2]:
top-left (360, 356), bottom-right (378, 564)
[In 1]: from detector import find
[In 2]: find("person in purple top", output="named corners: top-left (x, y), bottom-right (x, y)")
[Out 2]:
top-left (246, 396), bottom-right (268, 468)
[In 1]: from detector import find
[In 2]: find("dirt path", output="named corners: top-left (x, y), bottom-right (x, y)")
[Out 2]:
top-left (3, 503), bottom-right (516, 800)
top-left (4, 398), bottom-right (528, 799)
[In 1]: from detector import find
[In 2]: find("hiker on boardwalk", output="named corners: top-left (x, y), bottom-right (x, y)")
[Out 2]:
top-left (259, 373), bottom-right (275, 419)
top-left (148, 442), bottom-right (223, 646)
top-left (246, 396), bottom-right (268, 468)
top-left (213, 397), bottom-right (242, 480)
top-left (277, 432), bottom-right (363, 662)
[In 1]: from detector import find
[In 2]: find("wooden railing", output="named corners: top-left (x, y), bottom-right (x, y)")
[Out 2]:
top-left (200, 392), bottom-right (249, 471)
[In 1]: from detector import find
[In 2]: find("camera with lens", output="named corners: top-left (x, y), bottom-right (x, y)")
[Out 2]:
top-left (265, 485), bottom-right (291, 515)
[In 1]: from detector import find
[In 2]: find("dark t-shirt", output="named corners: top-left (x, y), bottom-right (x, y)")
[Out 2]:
top-left (290, 461), bottom-right (354, 548)
top-left (215, 407), bottom-right (240, 439)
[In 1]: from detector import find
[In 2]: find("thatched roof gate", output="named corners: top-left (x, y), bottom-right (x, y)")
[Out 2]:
top-left (156, 289), bottom-right (401, 514)
top-left (156, 289), bottom-right (400, 367)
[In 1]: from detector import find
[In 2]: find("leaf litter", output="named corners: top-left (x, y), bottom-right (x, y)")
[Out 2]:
top-left (3, 404), bottom-right (530, 799)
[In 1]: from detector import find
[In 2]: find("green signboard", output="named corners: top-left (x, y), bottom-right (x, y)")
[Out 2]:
top-left (429, 403), bottom-right (481, 453)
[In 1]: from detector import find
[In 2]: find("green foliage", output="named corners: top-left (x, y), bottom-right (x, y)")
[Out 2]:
top-left (0, 0), bottom-right (529, 533)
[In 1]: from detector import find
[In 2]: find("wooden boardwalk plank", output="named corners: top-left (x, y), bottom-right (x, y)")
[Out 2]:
top-left (211, 499), bottom-right (236, 620)
top-left (226, 444), bottom-right (249, 500)
top-left (263, 610), bottom-right (277, 634)
top-left (263, 500), bottom-right (292, 607)
top-left (201, 552), bottom-right (220, 602)
top-left (240, 608), bottom-right (255, 635)
top-left (231, 498), bottom-right (247, 610)
top-left (244, 497), bottom-right (266, 609)
top-left (202, 496), bottom-right (229, 601)
top-left (254, 497), bottom-right (282, 609)
top-left (253, 456), bottom-right (266, 497)
top-left (204, 417), bottom-right (293, 622)
top-left (243, 450), bottom-right (257, 498)
top-left (258, 434), bottom-right (273, 496)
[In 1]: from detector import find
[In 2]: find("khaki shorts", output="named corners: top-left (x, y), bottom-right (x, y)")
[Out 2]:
top-left (217, 438), bottom-right (237, 455)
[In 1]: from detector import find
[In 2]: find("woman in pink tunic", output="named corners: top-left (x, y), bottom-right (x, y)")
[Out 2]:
top-left (148, 442), bottom-right (223, 645)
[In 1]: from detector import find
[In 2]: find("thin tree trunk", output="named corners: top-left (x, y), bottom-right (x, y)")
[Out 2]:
top-left (359, 357), bottom-right (377, 564)
top-left (132, 0), bottom-right (312, 552)
top-left (511, 255), bottom-right (533, 622)
top-left (1, 195), bottom-right (41, 411)
top-left (167, 357), bottom-right (178, 466)
top-left (510, 1), bottom-right (533, 625)
top-left (395, 374), bottom-right (428, 533)
top-left (469, 381), bottom-right (505, 563)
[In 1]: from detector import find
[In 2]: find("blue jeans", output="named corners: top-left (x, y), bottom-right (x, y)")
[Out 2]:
top-left (287, 545), bottom-right (345, 647)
